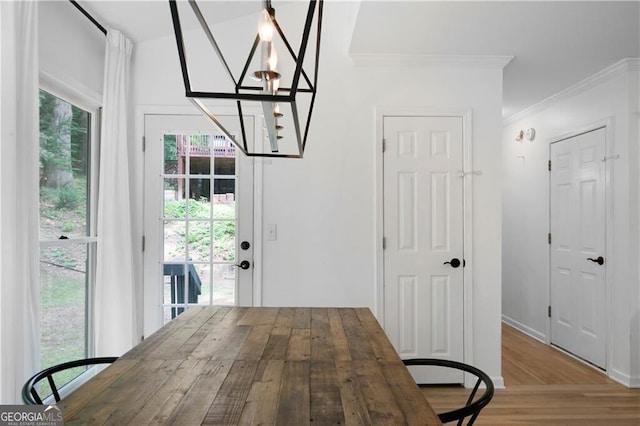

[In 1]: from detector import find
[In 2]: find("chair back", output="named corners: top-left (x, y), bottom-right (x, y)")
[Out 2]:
top-left (22, 357), bottom-right (118, 404)
top-left (402, 358), bottom-right (494, 425)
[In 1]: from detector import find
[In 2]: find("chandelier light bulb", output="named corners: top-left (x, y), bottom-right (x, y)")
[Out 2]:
top-left (273, 102), bottom-right (283, 118)
top-left (268, 43), bottom-right (278, 71)
top-left (169, 0), bottom-right (323, 157)
top-left (258, 9), bottom-right (274, 42)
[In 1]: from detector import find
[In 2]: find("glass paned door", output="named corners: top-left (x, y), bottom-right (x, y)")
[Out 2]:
top-left (144, 115), bottom-right (254, 335)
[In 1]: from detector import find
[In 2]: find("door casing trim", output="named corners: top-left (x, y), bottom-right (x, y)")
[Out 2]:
top-left (375, 106), bottom-right (474, 374)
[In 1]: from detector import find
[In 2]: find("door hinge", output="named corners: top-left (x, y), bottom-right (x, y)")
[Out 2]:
top-left (548, 233), bottom-right (552, 244)
top-left (142, 235), bottom-right (146, 252)
top-left (142, 136), bottom-right (146, 152)
top-left (548, 305), bottom-right (551, 318)
top-left (382, 139), bottom-right (386, 153)
top-left (382, 237), bottom-right (386, 250)
top-left (548, 160), bottom-right (551, 171)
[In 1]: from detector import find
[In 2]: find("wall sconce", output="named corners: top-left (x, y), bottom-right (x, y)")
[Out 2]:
top-left (515, 128), bottom-right (535, 143)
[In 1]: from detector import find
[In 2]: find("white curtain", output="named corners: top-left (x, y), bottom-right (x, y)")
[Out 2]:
top-left (0, 1), bottom-right (40, 404)
top-left (95, 29), bottom-right (136, 357)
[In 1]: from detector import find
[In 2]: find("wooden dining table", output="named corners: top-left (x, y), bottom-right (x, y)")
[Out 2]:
top-left (60, 306), bottom-right (442, 425)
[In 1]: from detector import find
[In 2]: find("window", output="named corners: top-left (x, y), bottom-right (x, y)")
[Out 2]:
top-left (38, 88), bottom-right (98, 390)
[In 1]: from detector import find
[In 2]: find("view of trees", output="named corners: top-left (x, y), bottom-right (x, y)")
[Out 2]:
top-left (39, 90), bottom-right (89, 213)
top-left (39, 90), bottom-right (92, 379)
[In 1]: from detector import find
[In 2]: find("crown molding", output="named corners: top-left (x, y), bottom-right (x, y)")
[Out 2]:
top-left (503, 58), bottom-right (640, 126)
top-left (350, 53), bottom-right (514, 69)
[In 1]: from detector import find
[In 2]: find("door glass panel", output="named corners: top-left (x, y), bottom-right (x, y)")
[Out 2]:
top-left (214, 134), bottom-right (236, 175)
top-left (163, 264), bottom-right (203, 319)
top-left (196, 265), bottom-right (212, 305)
top-left (213, 134), bottom-right (236, 165)
top-left (188, 134), bottom-right (211, 175)
top-left (161, 132), bottom-right (239, 322)
top-left (164, 220), bottom-right (186, 261)
top-left (164, 134), bottom-right (179, 174)
top-left (213, 221), bottom-right (236, 262)
top-left (214, 157), bottom-right (236, 175)
top-left (189, 221), bottom-right (211, 262)
top-left (189, 177), bottom-right (211, 205)
top-left (164, 178), bottom-right (185, 219)
top-left (213, 179), bottom-right (236, 220)
top-left (212, 263), bottom-right (235, 305)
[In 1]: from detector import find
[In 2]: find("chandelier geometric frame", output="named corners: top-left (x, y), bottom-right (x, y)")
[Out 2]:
top-left (169, 0), bottom-right (323, 158)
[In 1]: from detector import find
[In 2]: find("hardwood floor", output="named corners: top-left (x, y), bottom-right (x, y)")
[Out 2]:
top-left (421, 323), bottom-right (640, 425)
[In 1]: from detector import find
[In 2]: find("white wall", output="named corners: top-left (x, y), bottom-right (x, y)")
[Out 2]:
top-left (133, 2), bottom-right (504, 382)
top-left (39, 1), bottom-right (104, 100)
top-left (502, 59), bottom-right (640, 386)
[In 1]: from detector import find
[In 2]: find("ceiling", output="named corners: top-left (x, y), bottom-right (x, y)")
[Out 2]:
top-left (350, 1), bottom-right (640, 118)
top-left (80, 0), bottom-right (640, 119)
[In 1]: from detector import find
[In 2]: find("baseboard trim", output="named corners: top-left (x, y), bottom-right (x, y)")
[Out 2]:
top-left (609, 368), bottom-right (640, 388)
top-left (501, 315), bottom-right (547, 343)
top-left (491, 376), bottom-right (505, 390)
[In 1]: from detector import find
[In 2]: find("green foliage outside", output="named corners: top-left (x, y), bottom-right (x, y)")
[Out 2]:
top-left (164, 197), bottom-right (211, 219)
top-left (39, 90), bottom-right (89, 183)
top-left (39, 177), bottom-right (87, 239)
top-left (39, 251), bottom-right (86, 392)
top-left (40, 180), bottom-right (86, 215)
top-left (55, 185), bottom-right (83, 210)
top-left (164, 198), bottom-right (236, 261)
top-left (39, 89), bottom-right (89, 237)
top-left (164, 134), bottom-right (177, 162)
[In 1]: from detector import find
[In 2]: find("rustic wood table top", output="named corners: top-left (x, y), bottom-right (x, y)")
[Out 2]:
top-left (60, 306), bottom-right (441, 425)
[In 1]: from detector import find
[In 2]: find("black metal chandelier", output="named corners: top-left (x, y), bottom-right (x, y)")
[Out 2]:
top-left (169, 0), bottom-right (323, 158)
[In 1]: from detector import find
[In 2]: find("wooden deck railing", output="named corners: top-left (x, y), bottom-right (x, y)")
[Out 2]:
top-left (176, 134), bottom-right (236, 158)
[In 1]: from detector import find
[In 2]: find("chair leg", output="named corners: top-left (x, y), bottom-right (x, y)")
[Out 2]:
top-left (30, 388), bottom-right (43, 405)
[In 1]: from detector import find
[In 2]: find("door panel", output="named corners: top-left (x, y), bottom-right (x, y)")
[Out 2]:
top-left (143, 114), bottom-right (254, 337)
top-left (383, 116), bottom-right (464, 384)
top-left (550, 127), bottom-right (606, 368)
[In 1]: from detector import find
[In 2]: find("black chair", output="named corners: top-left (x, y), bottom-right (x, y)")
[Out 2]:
top-left (22, 357), bottom-right (118, 404)
top-left (402, 358), bottom-right (494, 425)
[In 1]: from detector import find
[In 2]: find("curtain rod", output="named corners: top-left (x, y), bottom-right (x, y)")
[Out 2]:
top-left (69, 0), bottom-right (107, 36)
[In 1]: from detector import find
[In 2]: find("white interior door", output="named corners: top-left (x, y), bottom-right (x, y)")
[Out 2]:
top-left (143, 114), bottom-right (254, 337)
top-left (383, 116), bottom-right (465, 384)
top-left (550, 127), bottom-right (606, 368)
